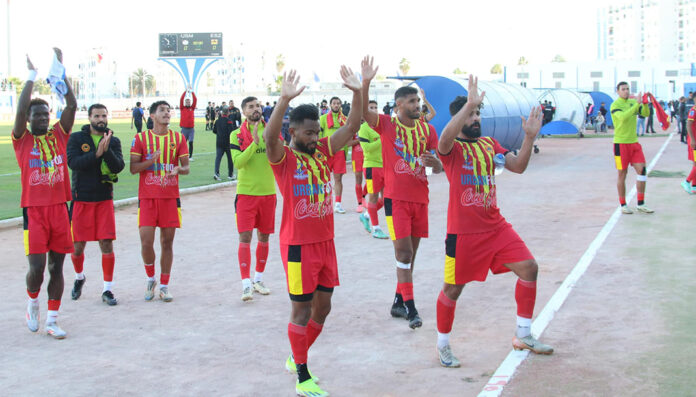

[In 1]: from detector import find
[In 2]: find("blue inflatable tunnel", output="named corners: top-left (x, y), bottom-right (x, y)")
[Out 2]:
top-left (411, 76), bottom-right (539, 151)
top-left (587, 91), bottom-right (614, 128)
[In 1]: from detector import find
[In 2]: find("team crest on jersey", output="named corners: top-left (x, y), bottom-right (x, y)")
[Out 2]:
top-left (394, 138), bottom-right (405, 149)
top-left (46, 131), bottom-right (55, 140)
top-left (170, 142), bottom-right (176, 150)
top-left (419, 135), bottom-right (426, 145)
top-left (81, 143), bottom-right (90, 152)
top-left (485, 145), bottom-right (494, 155)
top-left (313, 151), bottom-right (326, 162)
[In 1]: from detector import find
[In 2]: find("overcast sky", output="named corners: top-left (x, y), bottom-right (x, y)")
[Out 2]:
top-left (1, 0), bottom-right (604, 80)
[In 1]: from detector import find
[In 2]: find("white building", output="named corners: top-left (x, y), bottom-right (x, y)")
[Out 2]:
top-left (504, 60), bottom-right (694, 100)
top-left (597, 0), bottom-right (696, 62)
top-left (76, 49), bottom-right (129, 104)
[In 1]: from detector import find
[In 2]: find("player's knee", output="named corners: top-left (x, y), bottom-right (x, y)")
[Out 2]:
top-left (395, 250), bottom-right (413, 264)
top-left (99, 240), bottom-right (113, 254)
top-left (73, 242), bottom-right (86, 256)
top-left (239, 231), bottom-right (253, 243)
top-left (520, 260), bottom-right (538, 281)
top-left (443, 283), bottom-right (464, 300)
top-left (290, 304), bottom-right (312, 325)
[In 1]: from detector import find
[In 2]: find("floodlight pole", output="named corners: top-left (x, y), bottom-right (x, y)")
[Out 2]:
top-left (158, 57), bottom-right (222, 94)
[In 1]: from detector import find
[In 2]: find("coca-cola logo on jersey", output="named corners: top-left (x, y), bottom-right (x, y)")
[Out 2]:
top-left (144, 174), bottom-right (177, 187)
top-left (294, 198), bottom-right (333, 220)
top-left (28, 167), bottom-right (64, 186)
top-left (394, 159), bottom-right (426, 181)
top-left (460, 187), bottom-right (497, 208)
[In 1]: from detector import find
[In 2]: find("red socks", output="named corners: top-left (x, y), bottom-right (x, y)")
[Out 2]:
top-left (377, 197), bottom-right (384, 210)
top-left (637, 193), bottom-right (645, 205)
top-left (355, 185), bottom-right (363, 205)
top-left (306, 319), bottom-right (324, 349)
top-left (27, 289), bottom-right (40, 299)
top-left (437, 290), bottom-right (457, 334)
top-left (288, 322), bottom-right (308, 365)
top-left (160, 273), bottom-right (170, 286)
top-left (47, 299), bottom-right (61, 311)
top-left (335, 195), bottom-right (342, 203)
top-left (255, 242), bottom-right (269, 273)
top-left (399, 282), bottom-right (414, 302)
top-left (619, 196), bottom-right (627, 206)
top-left (239, 242), bottom-right (251, 279)
top-left (367, 202), bottom-right (379, 226)
top-left (144, 263), bottom-right (155, 278)
top-left (102, 253), bottom-right (115, 282)
top-left (515, 279), bottom-right (536, 318)
top-left (71, 253), bottom-right (84, 274)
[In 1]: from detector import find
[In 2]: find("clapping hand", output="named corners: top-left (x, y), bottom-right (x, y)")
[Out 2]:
top-left (280, 70), bottom-right (306, 101)
top-left (340, 65), bottom-right (360, 92)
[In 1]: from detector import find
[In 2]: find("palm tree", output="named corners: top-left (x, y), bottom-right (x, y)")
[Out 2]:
top-left (130, 68), bottom-right (155, 97)
top-left (276, 54), bottom-right (285, 74)
top-left (517, 56), bottom-right (528, 66)
top-left (551, 54), bottom-right (566, 63)
top-left (399, 58), bottom-right (411, 76)
top-left (490, 64), bottom-right (503, 74)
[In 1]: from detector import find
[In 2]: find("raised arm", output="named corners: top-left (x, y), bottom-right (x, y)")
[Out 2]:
top-left (438, 76), bottom-right (485, 155)
top-left (329, 65), bottom-right (363, 154)
top-left (420, 87), bottom-right (436, 122)
top-left (191, 91), bottom-right (197, 108)
top-left (360, 55), bottom-right (379, 127)
top-left (13, 55), bottom-right (36, 139)
top-left (504, 106), bottom-right (543, 174)
top-left (54, 49), bottom-right (77, 133)
top-left (264, 70), bottom-right (305, 163)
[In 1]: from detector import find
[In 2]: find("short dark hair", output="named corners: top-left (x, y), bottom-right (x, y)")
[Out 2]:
top-left (28, 98), bottom-right (49, 114)
top-left (369, 100), bottom-right (378, 105)
top-left (88, 103), bottom-right (108, 116)
top-left (616, 81), bottom-right (629, 90)
top-left (149, 100), bottom-right (170, 115)
top-left (136, 101), bottom-right (142, 107)
top-left (394, 86), bottom-right (418, 102)
top-left (449, 96), bottom-right (469, 116)
top-left (330, 96), bottom-right (341, 104)
top-left (241, 96), bottom-right (258, 109)
top-left (289, 104), bottom-right (320, 126)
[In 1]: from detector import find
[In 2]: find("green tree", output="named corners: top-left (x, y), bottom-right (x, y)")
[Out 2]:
top-left (490, 64), bottom-right (503, 74)
top-left (130, 68), bottom-right (155, 97)
top-left (399, 58), bottom-right (411, 76)
top-left (551, 54), bottom-right (566, 63)
top-left (518, 56), bottom-right (528, 65)
top-left (276, 54), bottom-right (285, 74)
top-left (453, 68), bottom-right (467, 75)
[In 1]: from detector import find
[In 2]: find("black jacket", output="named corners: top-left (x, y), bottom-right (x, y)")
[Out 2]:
top-left (66, 125), bottom-right (125, 202)
top-left (213, 116), bottom-right (236, 148)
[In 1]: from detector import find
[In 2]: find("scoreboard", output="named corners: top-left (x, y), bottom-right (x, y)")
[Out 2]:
top-left (159, 33), bottom-right (223, 57)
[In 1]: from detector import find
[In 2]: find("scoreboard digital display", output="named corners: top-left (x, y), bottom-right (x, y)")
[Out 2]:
top-left (159, 33), bottom-right (223, 57)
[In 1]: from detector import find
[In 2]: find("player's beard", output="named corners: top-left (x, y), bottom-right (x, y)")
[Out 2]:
top-left (295, 140), bottom-right (316, 155)
top-left (91, 121), bottom-right (108, 132)
top-left (462, 121), bottom-right (481, 138)
top-left (248, 112), bottom-right (262, 122)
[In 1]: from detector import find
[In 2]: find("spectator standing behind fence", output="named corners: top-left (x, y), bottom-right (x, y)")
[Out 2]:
top-left (179, 87), bottom-right (197, 160)
top-left (212, 105), bottom-right (235, 181)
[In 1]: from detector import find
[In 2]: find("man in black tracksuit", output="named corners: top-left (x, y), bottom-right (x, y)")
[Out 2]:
top-left (66, 104), bottom-right (125, 306)
top-left (213, 105), bottom-right (236, 180)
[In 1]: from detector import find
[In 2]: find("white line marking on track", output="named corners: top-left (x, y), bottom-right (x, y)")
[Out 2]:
top-left (478, 133), bottom-right (674, 397)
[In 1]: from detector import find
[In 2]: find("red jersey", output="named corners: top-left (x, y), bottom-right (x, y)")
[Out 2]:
top-left (440, 136), bottom-right (509, 234)
top-left (271, 137), bottom-right (334, 245)
top-left (372, 114), bottom-right (438, 204)
top-left (13, 122), bottom-right (72, 207)
top-left (130, 129), bottom-right (189, 199)
top-left (179, 92), bottom-right (197, 128)
top-left (352, 132), bottom-right (363, 154)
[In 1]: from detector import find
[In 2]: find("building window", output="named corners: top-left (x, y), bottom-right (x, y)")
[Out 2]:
top-left (631, 81), bottom-right (638, 92)
top-left (593, 81), bottom-right (600, 91)
top-left (517, 72), bottom-right (529, 79)
top-left (665, 70), bottom-right (678, 77)
top-left (552, 72), bottom-right (565, 78)
top-left (590, 71), bottom-right (603, 78)
top-left (628, 71), bottom-right (641, 77)
top-left (555, 81), bottom-right (562, 88)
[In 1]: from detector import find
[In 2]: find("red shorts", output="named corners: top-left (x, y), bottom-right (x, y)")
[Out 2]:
top-left (351, 149), bottom-right (364, 173)
top-left (235, 194), bottom-right (276, 234)
top-left (444, 223), bottom-right (534, 285)
top-left (281, 240), bottom-right (339, 298)
top-left (688, 135), bottom-right (696, 161)
top-left (613, 143), bottom-right (646, 170)
top-left (23, 204), bottom-right (74, 255)
top-left (70, 200), bottom-right (116, 242)
top-left (363, 167), bottom-right (384, 195)
top-left (331, 150), bottom-right (347, 174)
top-left (138, 198), bottom-right (182, 228)
top-left (384, 198), bottom-right (428, 240)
